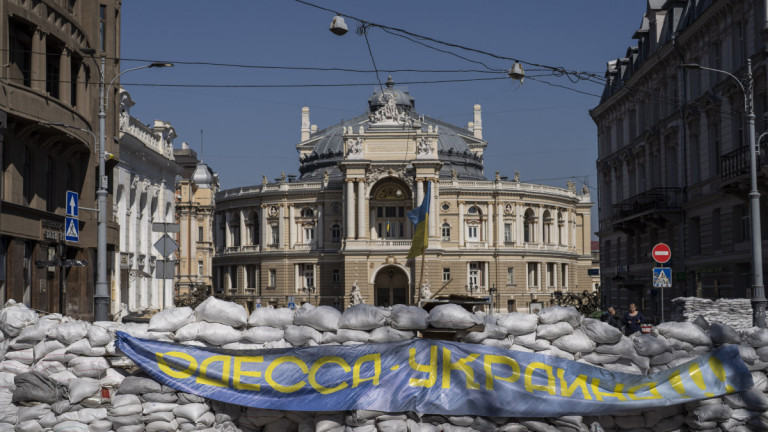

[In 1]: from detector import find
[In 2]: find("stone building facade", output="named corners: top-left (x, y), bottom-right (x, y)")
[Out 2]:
top-left (0, 0), bottom-right (120, 320)
top-left (174, 145), bottom-right (217, 301)
top-left (213, 79), bottom-right (594, 313)
top-left (592, 0), bottom-right (768, 321)
top-left (113, 89), bottom-right (183, 316)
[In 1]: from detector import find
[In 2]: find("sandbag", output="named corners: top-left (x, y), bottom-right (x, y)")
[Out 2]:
top-left (536, 322), bottom-right (574, 340)
top-left (14, 315), bottom-right (61, 345)
top-left (294, 305), bottom-right (342, 332)
top-left (538, 306), bottom-right (582, 327)
top-left (284, 325), bottom-right (323, 346)
top-left (427, 304), bottom-right (481, 329)
top-left (149, 307), bottom-right (194, 332)
top-left (12, 371), bottom-right (67, 404)
top-left (390, 305), bottom-right (428, 330)
top-left (66, 339), bottom-right (107, 357)
top-left (248, 307), bottom-right (295, 329)
top-left (338, 304), bottom-right (388, 330)
top-left (368, 327), bottom-right (414, 343)
top-left (195, 297), bottom-right (247, 328)
top-left (87, 324), bottom-right (113, 347)
top-left (175, 322), bottom-right (205, 341)
top-left (117, 376), bottom-right (162, 395)
top-left (68, 356), bottom-right (110, 378)
top-left (581, 318), bottom-right (622, 344)
top-left (33, 339), bottom-right (65, 361)
top-left (68, 377), bottom-right (100, 404)
top-left (322, 329), bottom-right (370, 344)
top-left (48, 321), bottom-right (89, 345)
top-left (241, 327), bottom-right (284, 344)
top-left (746, 328), bottom-right (768, 348)
top-left (633, 334), bottom-right (670, 356)
top-left (496, 312), bottom-right (538, 335)
top-left (656, 322), bottom-right (712, 346)
top-left (196, 322), bottom-right (242, 346)
top-left (552, 329), bottom-right (596, 354)
top-left (709, 322), bottom-right (741, 345)
top-left (173, 403), bottom-right (210, 422)
top-left (0, 300), bottom-right (39, 337)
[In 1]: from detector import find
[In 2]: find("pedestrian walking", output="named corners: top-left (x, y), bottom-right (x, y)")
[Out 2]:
top-left (623, 303), bottom-right (644, 336)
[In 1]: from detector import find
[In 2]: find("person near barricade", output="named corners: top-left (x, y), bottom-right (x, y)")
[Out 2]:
top-left (602, 307), bottom-right (622, 331)
top-left (623, 303), bottom-right (644, 335)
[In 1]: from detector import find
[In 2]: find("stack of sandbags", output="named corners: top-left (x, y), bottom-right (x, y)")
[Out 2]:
top-left (672, 297), bottom-right (753, 331)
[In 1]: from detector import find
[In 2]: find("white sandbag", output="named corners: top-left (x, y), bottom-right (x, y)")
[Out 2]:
top-left (5, 347), bottom-right (34, 365)
top-left (196, 322), bottom-right (242, 346)
top-left (221, 342), bottom-right (266, 350)
top-left (462, 315), bottom-right (507, 343)
top-left (99, 368), bottom-right (126, 388)
top-left (745, 328), bottom-right (768, 347)
top-left (15, 315), bottom-right (61, 346)
top-left (511, 332), bottom-right (546, 350)
top-left (496, 312), bottom-right (538, 335)
top-left (68, 357), bottom-right (109, 378)
top-left (173, 403), bottom-right (210, 422)
top-left (656, 322), bottom-right (712, 346)
top-left (47, 321), bottom-right (89, 345)
top-left (33, 339), bottom-right (65, 361)
top-left (149, 307), bottom-right (194, 332)
top-left (537, 346), bottom-right (575, 361)
top-left (47, 370), bottom-right (77, 384)
top-left (195, 297), bottom-right (247, 328)
top-left (0, 372), bottom-right (15, 391)
top-left (633, 334), bottom-right (670, 356)
top-left (116, 322), bottom-right (150, 339)
top-left (594, 336), bottom-right (636, 357)
top-left (58, 408), bottom-right (108, 424)
top-left (42, 348), bottom-right (76, 363)
top-left (16, 420), bottom-right (43, 431)
top-left (175, 322), bottom-right (205, 341)
top-left (68, 378), bottom-right (100, 404)
top-left (30, 360), bottom-right (66, 377)
top-left (536, 322), bottom-right (574, 340)
top-left (67, 339), bottom-right (107, 357)
top-left (145, 420), bottom-right (179, 432)
top-left (88, 420), bottom-right (112, 432)
top-left (0, 300), bottom-right (39, 337)
top-left (111, 394), bottom-right (141, 408)
top-left (294, 305), bottom-right (342, 332)
top-left (552, 329), bottom-right (596, 354)
top-left (142, 402), bottom-right (180, 414)
top-left (248, 307), bottom-right (295, 329)
top-left (369, 327), bottom-right (414, 343)
top-left (51, 420), bottom-right (89, 431)
top-left (481, 337), bottom-right (515, 350)
top-left (538, 305), bottom-right (582, 327)
top-left (377, 419), bottom-right (408, 432)
top-left (284, 325), bottom-right (323, 346)
top-left (390, 305), bottom-right (428, 330)
top-left (738, 343), bottom-right (759, 364)
top-left (427, 304), bottom-right (481, 329)
top-left (0, 359), bottom-right (30, 375)
top-left (581, 352), bottom-right (621, 365)
top-left (87, 325), bottom-right (113, 347)
top-left (338, 304), bottom-right (388, 330)
top-left (322, 329), bottom-right (370, 344)
top-left (241, 327), bottom-right (284, 344)
top-left (117, 376), bottom-right (162, 394)
top-left (17, 404), bottom-right (51, 422)
top-left (581, 318), bottom-right (623, 344)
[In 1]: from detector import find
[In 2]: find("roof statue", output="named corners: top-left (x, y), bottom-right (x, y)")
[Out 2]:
top-left (420, 280), bottom-right (432, 300)
top-left (349, 281), bottom-right (364, 307)
top-left (346, 138), bottom-right (364, 160)
top-left (416, 137), bottom-right (434, 159)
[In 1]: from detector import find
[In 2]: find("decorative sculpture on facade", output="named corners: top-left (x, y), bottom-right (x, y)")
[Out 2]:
top-left (262, 175), bottom-right (268, 185)
top-left (419, 280), bottom-right (432, 300)
top-left (281, 171), bottom-right (287, 182)
top-left (566, 179), bottom-right (576, 192)
top-left (416, 137), bottom-right (434, 159)
top-left (370, 93), bottom-right (413, 126)
top-left (349, 281), bottom-right (364, 307)
top-left (582, 184), bottom-right (590, 195)
top-left (495, 171), bottom-right (501, 182)
top-left (346, 138), bottom-right (364, 159)
top-left (513, 170), bottom-right (520, 183)
top-left (451, 168), bottom-right (458, 181)
top-left (323, 170), bottom-right (330, 183)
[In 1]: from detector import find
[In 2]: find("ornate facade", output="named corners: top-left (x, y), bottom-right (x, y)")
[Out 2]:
top-left (214, 78), bottom-right (594, 312)
top-left (592, 0), bottom-right (768, 321)
top-left (113, 89), bottom-right (183, 316)
top-left (0, 0), bottom-right (120, 320)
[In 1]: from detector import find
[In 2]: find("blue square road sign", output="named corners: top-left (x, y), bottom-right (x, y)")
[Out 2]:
top-left (65, 217), bottom-right (79, 243)
top-left (66, 191), bottom-right (79, 217)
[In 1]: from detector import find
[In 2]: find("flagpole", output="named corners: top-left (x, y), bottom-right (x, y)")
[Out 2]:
top-left (418, 212), bottom-right (428, 293)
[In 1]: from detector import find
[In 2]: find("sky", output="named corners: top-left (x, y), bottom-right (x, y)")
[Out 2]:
top-left (120, 1), bottom-right (649, 235)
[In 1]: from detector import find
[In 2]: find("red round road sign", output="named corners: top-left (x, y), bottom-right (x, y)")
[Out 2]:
top-left (652, 243), bottom-right (671, 263)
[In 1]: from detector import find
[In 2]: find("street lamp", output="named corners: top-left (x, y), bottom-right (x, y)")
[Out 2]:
top-left (681, 59), bottom-right (766, 327)
top-left (81, 50), bottom-right (173, 321)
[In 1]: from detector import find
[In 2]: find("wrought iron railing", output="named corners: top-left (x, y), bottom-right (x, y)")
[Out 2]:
top-left (611, 187), bottom-right (682, 219)
top-left (720, 142), bottom-right (768, 181)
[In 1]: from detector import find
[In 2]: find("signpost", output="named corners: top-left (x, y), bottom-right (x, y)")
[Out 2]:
top-left (152, 222), bottom-right (180, 309)
top-left (65, 191), bottom-right (79, 243)
top-left (651, 243), bottom-right (671, 322)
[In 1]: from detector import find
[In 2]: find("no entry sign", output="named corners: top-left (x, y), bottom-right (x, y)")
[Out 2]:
top-left (652, 243), bottom-right (671, 264)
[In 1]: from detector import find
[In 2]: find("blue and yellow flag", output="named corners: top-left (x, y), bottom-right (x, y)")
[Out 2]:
top-left (407, 181), bottom-right (431, 259)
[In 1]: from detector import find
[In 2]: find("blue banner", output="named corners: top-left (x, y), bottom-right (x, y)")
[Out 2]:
top-left (116, 332), bottom-right (753, 417)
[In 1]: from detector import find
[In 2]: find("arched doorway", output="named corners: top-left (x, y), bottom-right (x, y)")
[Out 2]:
top-left (374, 266), bottom-right (409, 306)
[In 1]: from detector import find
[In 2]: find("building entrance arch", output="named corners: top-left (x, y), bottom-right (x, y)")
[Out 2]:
top-left (373, 265), bottom-right (409, 306)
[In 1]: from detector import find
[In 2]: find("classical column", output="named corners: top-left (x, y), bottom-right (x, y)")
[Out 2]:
top-left (486, 202), bottom-right (493, 246)
top-left (224, 212), bottom-right (231, 248)
top-left (483, 262), bottom-right (489, 289)
top-left (516, 203), bottom-right (523, 244)
top-left (75, 61), bottom-right (86, 112)
top-left (59, 47), bottom-right (71, 104)
top-left (428, 181), bottom-right (436, 237)
top-left (239, 210), bottom-right (246, 247)
top-left (458, 202), bottom-right (465, 247)
top-left (497, 203), bottom-right (504, 246)
top-left (31, 29), bottom-right (46, 92)
top-left (288, 205), bottom-right (295, 247)
top-left (295, 264), bottom-right (300, 292)
top-left (260, 205), bottom-right (268, 246)
top-left (357, 180), bottom-right (366, 239)
top-left (370, 208), bottom-right (377, 239)
top-left (416, 179), bottom-right (424, 207)
top-left (317, 204), bottom-right (324, 248)
top-left (345, 180), bottom-right (355, 239)
top-left (278, 205), bottom-right (285, 248)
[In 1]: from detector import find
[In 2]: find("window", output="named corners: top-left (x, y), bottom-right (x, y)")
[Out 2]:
top-left (468, 206), bottom-right (478, 215)
top-left (303, 265), bottom-right (314, 290)
top-left (527, 263), bottom-right (539, 289)
top-left (441, 203), bottom-right (450, 211)
top-left (467, 225), bottom-right (478, 241)
top-left (524, 209), bottom-right (535, 242)
top-left (198, 227), bottom-right (203, 242)
top-left (504, 223), bottom-right (512, 243)
top-left (331, 224), bottom-right (341, 242)
top-left (301, 208), bottom-right (314, 218)
top-left (468, 263), bottom-right (480, 288)
top-left (99, 5), bottom-right (106, 52)
top-left (546, 263), bottom-right (555, 289)
top-left (303, 226), bottom-right (314, 243)
top-left (9, 19), bottom-right (32, 87)
top-left (332, 269), bottom-right (340, 283)
top-left (441, 223), bottom-right (451, 241)
top-left (197, 261), bottom-right (203, 277)
top-left (442, 268), bottom-right (450, 282)
top-left (271, 224), bottom-right (279, 245)
top-left (231, 224), bottom-right (240, 247)
top-left (268, 269), bottom-right (276, 288)
top-left (690, 133), bottom-right (700, 183)
top-left (561, 264), bottom-right (569, 289)
top-left (67, 0), bottom-right (77, 13)
top-left (507, 267), bottom-right (514, 286)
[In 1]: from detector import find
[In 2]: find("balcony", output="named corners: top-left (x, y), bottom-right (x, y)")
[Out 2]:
top-left (611, 188), bottom-right (682, 229)
top-left (464, 241), bottom-right (488, 249)
top-left (368, 239), bottom-right (411, 248)
top-left (720, 143), bottom-right (768, 193)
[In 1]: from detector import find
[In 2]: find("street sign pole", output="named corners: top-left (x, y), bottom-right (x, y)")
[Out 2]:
top-left (153, 223), bottom-right (180, 310)
top-left (652, 243), bottom-right (672, 323)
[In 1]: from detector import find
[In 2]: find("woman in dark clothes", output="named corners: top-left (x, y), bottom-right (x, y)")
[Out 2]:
top-left (623, 303), bottom-right (644, 335)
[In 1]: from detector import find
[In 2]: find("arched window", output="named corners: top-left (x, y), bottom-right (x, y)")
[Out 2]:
top-left (441, 223), bottom-right (451, 241)
top-left (542, 210), bottom-right (552, 244)
top-left (557, 211), bottom-right (565, 245)
top-left (301, 207), bottom-right (314, 218)
top-left (524, 208), bottom-right (535, 243)
top-left (249, 211), bottom-right (260, 245)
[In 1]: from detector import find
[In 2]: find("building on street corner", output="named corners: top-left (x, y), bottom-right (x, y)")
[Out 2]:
top-left (0, 0), bottom-right (120, 320)
top-left (213, 77), bottom-right (594, 312)
top-left (592, 0), bottom-right (768, 321)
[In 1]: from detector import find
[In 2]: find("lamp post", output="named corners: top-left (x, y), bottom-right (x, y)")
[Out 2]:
top-left (681, 59), bottom-right (766, 327)
top-left (81, 51), bottom-right (173, 321)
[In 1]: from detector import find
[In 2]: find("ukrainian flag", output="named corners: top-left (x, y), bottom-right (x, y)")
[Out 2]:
top-left (407, 181), bottom-right (431, 259)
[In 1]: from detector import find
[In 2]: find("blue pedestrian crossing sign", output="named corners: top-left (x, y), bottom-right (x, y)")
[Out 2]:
top-left (65, 217), bottom-right (79, 242)
top-left (653, 267), bottom-right (672, 288)
top-left (66, 191), bottom-right (79, 217)
top-left (288, 296), bottom-right (296, 310)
